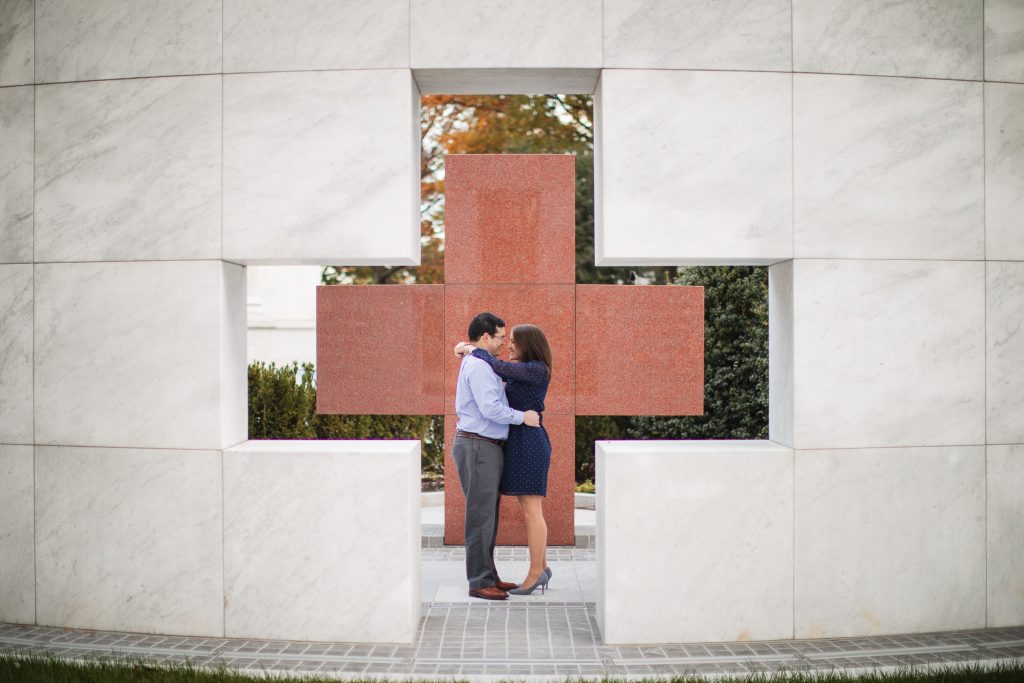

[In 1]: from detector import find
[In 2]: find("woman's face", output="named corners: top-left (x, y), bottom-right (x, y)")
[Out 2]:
top-left (507, 333), bottom-right (520, 361)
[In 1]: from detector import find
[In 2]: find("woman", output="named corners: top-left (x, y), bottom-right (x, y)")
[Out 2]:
top-left (455, 323), bottom-right (553, 595)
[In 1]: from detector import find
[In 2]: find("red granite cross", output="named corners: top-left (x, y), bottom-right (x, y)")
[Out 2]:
top-left (316, 154), bottom-right (703, 545)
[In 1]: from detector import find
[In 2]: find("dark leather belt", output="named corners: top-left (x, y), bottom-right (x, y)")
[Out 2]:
top-left (456, 430), bottom-right (505, 446)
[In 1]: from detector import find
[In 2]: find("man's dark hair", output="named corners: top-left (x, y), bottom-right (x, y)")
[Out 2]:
top-left (468, 312), bottom-right (505, 342)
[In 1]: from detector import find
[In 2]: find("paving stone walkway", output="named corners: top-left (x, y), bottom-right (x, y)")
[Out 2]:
top-left (2, 548), bottom-right (1022, 681)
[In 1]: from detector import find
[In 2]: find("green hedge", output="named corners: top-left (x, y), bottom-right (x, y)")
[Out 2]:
top-left (248, 361), bottom-right (444, 476)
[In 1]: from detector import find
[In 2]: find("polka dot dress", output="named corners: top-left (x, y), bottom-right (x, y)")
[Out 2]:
top-left (470, 349), bottom-right (552, 496)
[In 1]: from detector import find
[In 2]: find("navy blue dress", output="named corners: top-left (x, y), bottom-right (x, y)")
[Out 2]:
top-left (470, 349), bottom-right (551, 496)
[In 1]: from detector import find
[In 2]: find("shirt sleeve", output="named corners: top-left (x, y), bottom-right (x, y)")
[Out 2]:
top-left (470, 349), bottom-right (549, 384)
top-left (464, 359), bottom-right (525, 425)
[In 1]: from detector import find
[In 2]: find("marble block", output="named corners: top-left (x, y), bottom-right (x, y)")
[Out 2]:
top-left (443, 413), bottom-right (575, 547)
top-left (575, 284), bottom-right (704, 416)
top-left (224, 70), bottom-right (419, 265)
top-left (34, 261), bottom-right (246, 450)
top-left (986, 83), bottom-right (1024, 261)
top-left (0, 265), bottom-right (32, 444)
top-left (794, 74), bottom-right (983, 260)
top-left (0, 445), bottom-right (33, 624)
top-left (0, 86), bottom-right (32, 264)
top-left (410, 0), bottom-right (601, 69)
top-left (603, 0), bottom-right (791, 71)
top-left (35, 0), bottom-right (221, 82)
top-left (223, 441), bottom-right (420, 643)
top-left (795, 446), bottom-right (985, 638)
top-left (35, 76), bottom-right (221, 262)
top-left (793, 0), bottom-right (983, 80)
top-left (985, 0), bottom-right (1024, 84)
top-left (769, 261), bottom-right (794, 448)
top-left (0, 0), bottom-right (32, 86)
top-left (35, 446), bottom-right (223, 636)
top-left (316, 285), bottom-right (445, 415)
top-left (413, 69), bottom-right (600, 96)
top-left (789, 259), bottom-right (985, 450)
top-left (225, 0), bottom-right (408, 72)
top-left (987, 444), bottom-right (1024, 627)
top-left (597, 441), bottom-right (793, 644)
top-left (597, 70), bottom-right (792, 265)
top-left (444, 155), bottom-right (576, 285)
top-left (987, 262), bottom-right (1024, 445)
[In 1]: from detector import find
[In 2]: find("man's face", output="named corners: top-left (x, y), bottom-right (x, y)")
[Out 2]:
top-left (482, 327), bottom-right (507, 356)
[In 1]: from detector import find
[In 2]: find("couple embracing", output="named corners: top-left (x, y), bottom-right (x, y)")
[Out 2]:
top-left (452, 312), bottom-right (553, 601)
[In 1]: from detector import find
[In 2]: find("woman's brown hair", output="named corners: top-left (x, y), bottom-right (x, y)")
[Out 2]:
top-left (511, 324), bottom-right (552, 378)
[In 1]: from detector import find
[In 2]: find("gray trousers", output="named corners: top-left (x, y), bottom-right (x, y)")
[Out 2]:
top-left (452, 435), bottom-right (503, 589)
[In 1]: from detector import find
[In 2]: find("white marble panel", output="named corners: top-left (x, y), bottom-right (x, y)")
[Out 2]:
top-left (0, 265), bottom-right (32, 444)
top-left (987, 444), bottom-right (1024, 627)
top-left (225, 0), bottom-right (407, 72)
top-left (596, 70), bottom-right (792, 265)
top-left (769, 261), bottom-right (794, 448)
top-left (986, 0), bottom-right (1024, 83)
top-left (35, 446), bottom-right (223, 636)
top-left (986, 83), bottom-right (1024, 260)
top-left (794, 75), bottom-right (983, 260)
top-left (410, 0), bottom-right (601, 69)
top-left (795, 446), bottom-right (985, 638)
top-left (224, 70), bottom-right (419, 265)
top-left (791, 260), bottom-right (985, 450)
top-left (224, 441), bottom-right (420, 643)
top-left (35, 0), bottom-right (221, 82)
top-left (35, 76), bottom-right (221, 262)
top-left (0, 86), bottom-right (33, 263)
top-left (35, 261), bottom-right (247, 450)
top-left (597, 441), bottom-right (793, 644)
top-left (0, 0), bottom-right (33, 86)
top-left (603, 0), bottom-right (790, 71)
top-left (987, 262), bottom-right (1024, 445)
top-left (413, 69), bottom-right (600, 95)
top-left (793, 0), bottom-right (983, 80)
top-left (0, 445), bottom-right (33, 624)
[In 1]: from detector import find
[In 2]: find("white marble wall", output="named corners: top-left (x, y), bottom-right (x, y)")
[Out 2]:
top-left (35, 76), bottom-right (221, 262)
top-left (224, 0), bottom-right (409, 72)
top-left (0, 85), bottom-right (33, 263)
top-left (988, 445), bottom-right (1024, 627)
top-left (985, 0), bottom-right (1024, 83)
top-left (986, 83), bottom-right (1024, 260)
top-left (0, 0), bottom-right (33, 86)
top-left (0, 445), bottom-right (34, 624)
top-left (603, 0), bottom-right (791, 71)
top-left (223, 441), bottom-right (420, 643)
top-left (34, 261), bottom-right (246, 451)
top-left (35, 446), bottom-right (223, 636)
top-left (794, 75), bottom-right (983, 260)
top-left (0, 265), bottom-right (33, 445)
top-left (793, 0), bottom-right (983, 80)
top-left (795, 446), bottom-right (986, 637)
top-left (35, 0), bottom-right (221, 82)
top-left (987, 262), bottom-right (1024, 445)
top-left (223, 69), bottom-right (420, 265)
top-left (596, 69), bottom-right (792, 265)
top-left (597, 441), bottom-right (793, 644)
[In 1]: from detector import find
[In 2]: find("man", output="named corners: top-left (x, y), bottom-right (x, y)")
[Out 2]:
top-left (453, 312), bottom-right (540, 600)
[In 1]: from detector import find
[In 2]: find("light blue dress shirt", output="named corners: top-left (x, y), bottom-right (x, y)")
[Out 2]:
top-left (455, 354), bottom-right (525, 439)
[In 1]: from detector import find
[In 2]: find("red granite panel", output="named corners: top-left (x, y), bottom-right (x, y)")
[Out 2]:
top-left (444, 154), bottom-right (576, 285)
top-left (444, 284), bottom-right (575, 415)
top-left (444, 413), bottom-right (575, 546)
top-left (316, 285), bottom-right (445, 415)
top-left (575, 285), bottom-right (705, 416)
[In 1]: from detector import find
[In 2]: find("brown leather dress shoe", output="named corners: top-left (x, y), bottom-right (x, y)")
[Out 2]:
top-left (468, 586), bottom-right (508, 600)
top-left (495, 580), bottom-right (519, 591)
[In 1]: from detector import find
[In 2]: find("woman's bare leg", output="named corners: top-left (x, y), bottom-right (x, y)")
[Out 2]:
top-left (517, 495), bottom-right (547, 586)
